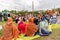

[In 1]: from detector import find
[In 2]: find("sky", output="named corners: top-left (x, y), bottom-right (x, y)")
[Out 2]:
top-left (0, 0), bottom-right (60, 11)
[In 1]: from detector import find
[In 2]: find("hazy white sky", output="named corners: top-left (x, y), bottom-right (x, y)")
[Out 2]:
top-left (0, 0), bottom-right (60, 11)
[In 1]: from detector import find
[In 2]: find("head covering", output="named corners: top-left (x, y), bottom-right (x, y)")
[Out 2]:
top-left (1, 17), bottom-right (19, 40)
top-left (28, 17), bottom-right (34, 23)
top-left (25, 17), bottom-right (38, 36)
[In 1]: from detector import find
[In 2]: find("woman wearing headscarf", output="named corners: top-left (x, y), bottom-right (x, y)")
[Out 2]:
top-left (18, 17), bottom-right (26, 35)
top-left (50, 10), bottom-right (57, 24)
top-left (38, 16), bottom-right (51, 36)
top-left (25, 17), bottom-right (38, 36)
top-left (1, 17), bottom-right (19, 40)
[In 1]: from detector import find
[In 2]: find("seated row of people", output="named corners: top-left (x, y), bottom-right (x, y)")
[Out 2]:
top-left (18, 17), bottom-right (38, 36)
top-left (1, 16), bottom-right (52, 40)
top-left (18, 15), bottom-right (52, 36)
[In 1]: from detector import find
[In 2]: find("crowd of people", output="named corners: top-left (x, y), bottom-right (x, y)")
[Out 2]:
top-left (1, 9), bottom-right (60, 40)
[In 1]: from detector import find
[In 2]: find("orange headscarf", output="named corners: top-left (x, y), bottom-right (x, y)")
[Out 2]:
top-left (6, 17), bottom-right (13, 25)
top-left (1, 17), bottom-right (19, 40)
top-left (47, 10), bottom-right (52, 16)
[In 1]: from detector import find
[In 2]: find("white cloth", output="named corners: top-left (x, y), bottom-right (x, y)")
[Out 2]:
top-left (39, 20), bottom-right (49, 32)
top-left (56, 16), bottom-right (60, 25)
top-left (0, 25), bottom-right (3, 30)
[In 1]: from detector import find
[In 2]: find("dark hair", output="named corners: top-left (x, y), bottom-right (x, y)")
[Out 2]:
top-left (8, 14), bottom-right (10, 17)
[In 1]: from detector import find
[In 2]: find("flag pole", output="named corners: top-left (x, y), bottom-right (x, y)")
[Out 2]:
top-left (32, 1), bottom-right (34, 14)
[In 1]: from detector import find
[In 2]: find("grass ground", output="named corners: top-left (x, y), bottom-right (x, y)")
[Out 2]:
top-left (33, 25), bottom-right (60, 40)
top-left (0, 21), bottom-right (60, 40)
top-left (33, 28), bottom-right (60, 40)
top-left (0, 21), bottom-right (5, 37)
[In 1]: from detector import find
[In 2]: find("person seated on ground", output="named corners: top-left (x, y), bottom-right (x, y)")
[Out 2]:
top-left (38, 16), bottom-right (51, 36)
top-left (50, 11), bottom-right (57, 24)
top-left (34, 17), bottom-right (39, 25)
top-left (34, 13), bottom-right (43, 35)
top-left (18, 17), bottom-right (26, 35)
top-left (15, 15), bottom-right (19, 23)
top-left (56, 14), bottom-right (60, 25)
top-left (50, 16), bottom-right (57, 24)
top-left (1, 17), bottom-right (19, 40)
top-left (25, 17), bottom-right (38, 36)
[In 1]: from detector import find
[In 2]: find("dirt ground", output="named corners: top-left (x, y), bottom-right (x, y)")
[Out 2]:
top-left (33, 28), bottom-right (60, 40)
